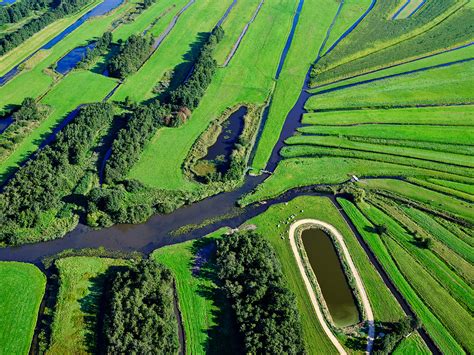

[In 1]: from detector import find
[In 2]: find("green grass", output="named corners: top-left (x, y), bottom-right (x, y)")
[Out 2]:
top-left (311, 42), bottom-right (474, 92)
top-left (0, 71), bottom-right (117, 183)
top-left (427, 178), bottom-right (474, 195)
top-left (298, 123), bottom-right (473, 146)
top-left (242, 196), bottom-right (404, 352)
top-left (338, 199), bottom-right (464, 353)
top-left (285, 135), bottom-right (474, 169)
top-left (0, 262), bottom-right (46, 355)
top-left (152, 228), bottom-right (241, 355)
top-left (394, 0), bottom-right (426, 19)
top-left (320, 0), bottom-right (373, 55)
top-left (302, 105), bottom-right (474, 126)
top-left (213, 0), bottom-right (261, 65)
top-left (393, 332), bottom-right (430, 355)
top-left (112, 0), bottom-right (231, 103)
top-left (250, 0), bottom-right (341, 171)
top-left (240, 157), bottom-right (473, 206)
top-left (0, 0), bottom-right (103, 76)
top-left (47, 256), bottom-right (129, 354)
top-left (127, 0), bottom-right (301, 190)
top-left (0, 0), bottom-right (133, 113)
top-left (400, 206), bottom-right (474, 265)
top-left (306, 60), bottom-right (474, 110)
top-left (361, 179), bottom-right (474, 224)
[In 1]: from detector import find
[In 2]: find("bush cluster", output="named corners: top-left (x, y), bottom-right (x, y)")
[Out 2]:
top-left (77, 31), bottom-right (113, 69)
top-left (107, 34), bottom-right (153, 79)
top-left (0, 103), bottom-right (113, 244)
top-left (0, 0), bottom-right (51, 24)
top-left (105, 26), bottom-right (225, 182)
top-left (216, 231), bottom-right (305, 354)
top-left (0, 0), bottom-right (92, 55)
top-left (102, 259), bottom-right (179, 354)
top-left (104, 101), bottom-right (171, 183)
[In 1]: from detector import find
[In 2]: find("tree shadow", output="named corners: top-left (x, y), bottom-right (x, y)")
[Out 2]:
top-left (149, 31), bottom-right (210, 104)
top-left (189, 238), bottom-right (243, 354)
top-left (78, 265), bottom-right (128, 353)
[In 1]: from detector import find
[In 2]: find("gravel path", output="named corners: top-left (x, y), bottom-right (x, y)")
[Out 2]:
top-left (289, 219), bottom-right (375, 354)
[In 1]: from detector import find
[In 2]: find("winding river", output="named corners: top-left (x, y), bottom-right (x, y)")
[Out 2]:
top-left (0, 1), bottom-right (441, 352)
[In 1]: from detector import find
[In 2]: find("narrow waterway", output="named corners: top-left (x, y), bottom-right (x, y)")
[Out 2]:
top-left (301, 228), bottom-right (360, 327)
top-left (0, 0), bottom-right (124, 86)
top-left (0, 115), bottom-right (13, 134)
top-left (55, 43), bottom-right (96, 75)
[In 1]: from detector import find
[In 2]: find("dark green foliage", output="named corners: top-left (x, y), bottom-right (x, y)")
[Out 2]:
top-left (0, 0), bottom-right (93, 56)
top-left (12, 97), bottom-right (44, 121)
top-left (104, 27), bottom-right (225, 183)
top-left (312, 0), bottom-right (473, 85)
top-left (107, 34), bottom-right (153, 79)
top-left (216, 231), bottom-right (305, 354)
top-left (104, 102), bottom-right (171, 183)
top-left (0, 103), bottom-right (113, 245)
top-left (374, 224), bottom-right (388, 236)
top-left (170, 27), bottom-right (224, 110)
top-left (0, 0), bottom-right (51, 24)
top-left (102, 259), bottom-right (179, 354)
top-left (77, 32), bottom-right (113, 69)
top-left (374, 317), bottom-right (419, 354)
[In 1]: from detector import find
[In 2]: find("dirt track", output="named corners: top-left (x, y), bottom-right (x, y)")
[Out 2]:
top-left (289, 219), bottom-right (375, 354)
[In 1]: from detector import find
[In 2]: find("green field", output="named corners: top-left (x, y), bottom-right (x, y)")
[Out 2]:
top-left (242, 195), bottom-right (405, 352)
top-left (152, 228), bottom-right (240, 355)
top-left (47, 256), bottom-right (128, 354)
top-left (0, 262), bottom-right (46, 355)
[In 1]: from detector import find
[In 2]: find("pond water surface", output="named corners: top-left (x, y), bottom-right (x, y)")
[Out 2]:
top-left (203, 106), bottom-right (247, 173)
top-left (301, 227), bottom-right (360, 327)
top-left (55, 43), bottom-right (96, 74)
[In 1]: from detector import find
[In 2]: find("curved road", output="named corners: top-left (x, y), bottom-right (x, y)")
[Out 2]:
top-left (289, 219), bottom-right (375, 354)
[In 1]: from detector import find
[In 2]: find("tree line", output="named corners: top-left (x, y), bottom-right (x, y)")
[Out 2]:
top-left (107, 34), bottom-right (153, 79)
top-left (0, 103), bottom-right (113, 245)
top-left (216, 231), bottom-right (305, 354)
top-left (77, 31), bottom-right (112, 69)
top-left (0, 0), bottom-right (51, 24)
top-left (102, 259), bottom-right (179, 354)
top-left (0, 0), bottom-right (91, 56)
top-left (104, 26), bottom-right (224, 182)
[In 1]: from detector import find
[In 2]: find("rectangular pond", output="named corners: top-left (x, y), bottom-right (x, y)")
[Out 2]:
top-left (301, 227), bottom-right (360, 327)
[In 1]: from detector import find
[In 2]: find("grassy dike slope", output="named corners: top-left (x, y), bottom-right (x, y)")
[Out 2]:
top-left (152, 229), bottom-right (241, 355)
top-left (47, 257), bottom-right (129, 354)
top-left (127, 0), bottom-right (299, 190)
top-left (0, 262), bottom-right (46, 355)
top-left (250, 0), bottom-right (340, 171)
top-left (241, 196), bottom-right (404, 353)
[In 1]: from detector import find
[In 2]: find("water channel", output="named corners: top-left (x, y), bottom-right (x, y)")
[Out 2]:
top-left (0, 0), bottom-right (124, 86)
top-left (55, 43), bottom-right (96, 75)
top-left (301, 228), bottom-right (360, 327)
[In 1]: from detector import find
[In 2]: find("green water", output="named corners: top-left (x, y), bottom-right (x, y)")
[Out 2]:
top-left (301, 228), bottom-right (360, 327)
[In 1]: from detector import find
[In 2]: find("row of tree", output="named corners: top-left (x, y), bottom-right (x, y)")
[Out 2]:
top-left (77, 31), bottom-right (113, 69)
top-left (0, 103), bottom-right (113, 245)
top-left (104, 101), bottom-right (171, 183)
top-left (0, 0), bottom-right (92, 55)
top-left (102, 259), bottom-right (179, 353)
top-left (107, 34), bottom-right (153, 79)
top-left (104, 26), bottom-right (225, 183)
top-left (216, 231), bottom-right (305, 354)
top-left (0, 0), bottom-right (51, 24)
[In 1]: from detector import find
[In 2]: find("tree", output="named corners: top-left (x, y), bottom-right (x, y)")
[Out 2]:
top-left (374, 224), bottom-right (388, 236)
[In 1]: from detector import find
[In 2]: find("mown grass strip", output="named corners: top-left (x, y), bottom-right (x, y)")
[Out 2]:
top-left (339, 199), bottom-right (464, 353)
top-left (0, 261), bottom-right (46, 355)
top-left (48, 256), bottom-right (129, 354)
top-left (306, 60), bottom-right (474, 110)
